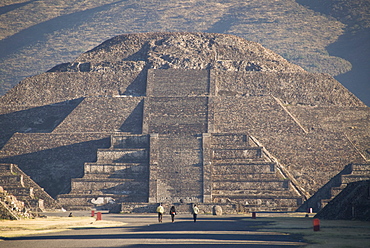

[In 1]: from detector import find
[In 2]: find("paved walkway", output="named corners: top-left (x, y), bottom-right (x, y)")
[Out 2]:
top-left (1, 212), bottom-right (306, 247)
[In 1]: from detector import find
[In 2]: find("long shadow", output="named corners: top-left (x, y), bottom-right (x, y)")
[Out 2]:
top-left (0, 98), bottom-right (83, 150)
top-left (327, 29), bottom-right (370, 106)
top-left (205, 8), bottom-right (238, 34)
top-left (0, 1), bottom-right (36, 15)
top-left (2, 216), bottom-right (305, 247)
top-left (0, 0), bottom-right (128, 60)
top-left (296, 0), bottom-right (370, 106)
top-left (0, 137), bottom-right (110, 197)
top-left (120, 99), bottom-right (144, 133)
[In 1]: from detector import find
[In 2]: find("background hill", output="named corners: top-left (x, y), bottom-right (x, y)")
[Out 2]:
top-left (0, 0), bottom-right (369, 105)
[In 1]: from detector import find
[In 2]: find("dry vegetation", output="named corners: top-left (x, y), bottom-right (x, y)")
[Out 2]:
top-left (249, 212), bottom-right (370, 248)
top-left (0, 0), bottom-right (364, 96)
top-left (0, 216), bottom-right (124, 238)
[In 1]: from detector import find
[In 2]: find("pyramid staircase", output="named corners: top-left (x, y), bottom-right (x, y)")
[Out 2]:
top-left (0, 186), bottom-right (31, 219)
top-left (57, 134), bottom-right (150, 210)
top-left (321, 163), bottom-right (370, 208)
top-left (210, 134), bottom-right (304, 212)
top-left (0, 163), bottom-right (59, 212)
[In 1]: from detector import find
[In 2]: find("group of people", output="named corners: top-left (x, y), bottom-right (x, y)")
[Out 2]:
top-left (156, 204), bottom-right (199, 223)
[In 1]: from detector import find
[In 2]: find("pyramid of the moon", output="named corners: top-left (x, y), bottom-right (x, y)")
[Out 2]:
top-left (0, 32), bottom-right (369, 212)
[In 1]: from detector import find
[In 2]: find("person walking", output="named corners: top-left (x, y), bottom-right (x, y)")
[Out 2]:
top-left (156, 203), bottom-right (164, 223)
top-left (192, 204), bottom-right (199, 222)
top-left (169, 205), bottom-right (177, 223)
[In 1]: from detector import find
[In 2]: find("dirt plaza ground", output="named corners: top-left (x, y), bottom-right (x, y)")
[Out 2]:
top-left (1, 211), bottom-right (369, 247)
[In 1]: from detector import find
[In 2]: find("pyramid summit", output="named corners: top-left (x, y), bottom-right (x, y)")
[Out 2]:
top-left (0, 32), bottom-right (369, 214)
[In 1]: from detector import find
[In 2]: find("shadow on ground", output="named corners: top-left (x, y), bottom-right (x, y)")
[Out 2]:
top-left (3, 215), bottom-right (305, 247)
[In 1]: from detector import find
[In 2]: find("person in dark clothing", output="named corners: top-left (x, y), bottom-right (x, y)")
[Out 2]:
top-left (169, 205), bottom-right (177, 223)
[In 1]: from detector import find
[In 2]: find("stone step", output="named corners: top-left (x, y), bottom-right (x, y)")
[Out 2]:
top-left (210, 133), bottom-right (251, 148)
top-left (244, 206), bottom-right (298, 212)
top-left (97, 148), bottom-right (148, 163)
top-left (0, 163), bottom-right (12, 172)
top-left (0, 175), bottom-right (24, 186)
top-left (351, 164), bottom-right (370, 175)
top-left (58, 193), bottom-right (148, 210)
top-left (212, 191), bottom-right (296, 200)
top-left (212, 163), bottom-right (276, 174)
top-left (330, 186), bottom-right (346, 198)
top-left (212, 148), bottom-right (263, 160)
top-left (212, 190), bottom-right (298, 198)
top-left (212, 173), bottom-right (283, 181)
top-left (352, 163), bottom-right (370, 171)
top-left (84, 162), bottom-right (148, 176)
top-left (70, 178), bottom-right (146, 194)
top-left (111, 135), bottom-right (149, 149)
top-left (72, 178), bottom-right (137, 182)
top-left (82, 172), bottom-right (149, 180)
top-left (58, 194), bottom-right (127, 208)
top-left (2, 187), bottom-right (34, 198)
top-left (341, 175), bottom-right (370, 184)
top-left (212, 158), bottom-right (268, 164)
top-left (212, 195), bottom-right (302, 206)
top-left (212, 180), bottom-right (290, 191)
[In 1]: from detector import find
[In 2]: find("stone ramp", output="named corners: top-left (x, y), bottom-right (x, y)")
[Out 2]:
top-left (150, 134), bottom-right (203, 203)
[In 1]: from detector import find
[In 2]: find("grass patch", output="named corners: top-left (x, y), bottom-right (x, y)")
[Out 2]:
top-left (245, 212), bottom-right (370, 248)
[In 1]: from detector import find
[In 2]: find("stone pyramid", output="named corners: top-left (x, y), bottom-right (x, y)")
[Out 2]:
top-left (0, 32), bottom-right (369, 212)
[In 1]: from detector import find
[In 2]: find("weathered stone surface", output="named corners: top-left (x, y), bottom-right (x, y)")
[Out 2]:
top-left (213, 205), bottom-right (223, 215)
top-left (0, 32), bottom-right (368, 212)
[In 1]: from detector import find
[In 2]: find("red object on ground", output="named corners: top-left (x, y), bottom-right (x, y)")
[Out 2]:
top-left (252, 212), bottom-right (256, 219)
top-left (313, 218), bottom-right (320, 231)
top-left (96, 212), bottom-right (102, 221)
top-left (91, 210), bottom-right (95, 217)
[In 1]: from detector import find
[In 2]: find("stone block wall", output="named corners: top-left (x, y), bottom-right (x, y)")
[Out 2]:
top-left (210, 133), bottom-right (251, 149)
top-left (147, 69), bottom-right (210, 97)
top-left (97, 149), bottom-right (148, 163)
top-left (212, 148), bottom-right (262, 160)
top-left (315, 180), bottom-right (370, 221)
top-left (213, 95), bottom-right (304, 134)
top-left (0, 133), bottom-right (110, 197)
top-left (0, 71), bottom-right (142, 106)
top-left (111, 135), bottom-right (149, 148)
top-left (70, 178), bottom-right (146, 195)
top-left (0, 98), bottom-right (83, 149)
top-left (155, 134), bottom-right (203, 203)
top-left (84, 162), bottom-right (147, 179)
top-left (54, 97), bottom-right (144, 133)
top-left (214, 71), bottom-right (365, 107)
top-left (144, 97), bottom-right (208, 134)
top-left (287, 106), bottom-right (370, 161)
top-left (257, 132), bottom-right (364, 196)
